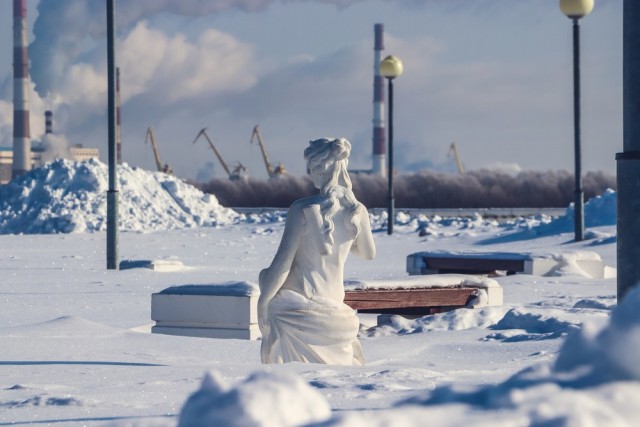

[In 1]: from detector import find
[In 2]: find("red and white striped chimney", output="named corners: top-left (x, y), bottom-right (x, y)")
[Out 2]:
top-left (12, 0), bottom-right (31, 178)
top-left (45, 110), bottom-right (52, 134)
top-left (372, 23), bottom-right (386, 177)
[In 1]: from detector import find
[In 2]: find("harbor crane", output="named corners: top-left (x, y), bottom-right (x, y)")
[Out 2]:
top-left (448, 142), bottom-right (465, 175)
top-left (145, 127), bottom-right (173, 174)
top-left (192, 128), bottom-right (247, 181)
top-left (250, 125), bottom-right (286, 179)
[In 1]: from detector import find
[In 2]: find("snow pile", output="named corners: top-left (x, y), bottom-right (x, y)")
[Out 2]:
top-left (175, 286), bottom-right (640, 426)
top-left (476, 190), bottom-right (616, 245)
top-left (485, 307), bottom-right (582, 342)
top-left (366, 306), bottom-right (509, 337)
top-left (553, 285), bottom-right (640, 384)
top-left (178, 370), bottom-right (331, 427)
top-left (0, 159), bottom-right (237, 234)
top-left (388, 287), bottom-right (640, 425)
top-left (371, 211), bottom-right (501, 238)
top-left (506, 189), bottom-right (617, 241)
top-left (534, 188), bottom-right (617, 234)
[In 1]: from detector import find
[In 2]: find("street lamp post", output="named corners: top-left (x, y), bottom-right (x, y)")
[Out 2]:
top-left (106, 0), bottom-right (119, 269)
top-left (560, 0), bottom-right (594, 242)
top-left (380, 55), bottom-right (403, 235)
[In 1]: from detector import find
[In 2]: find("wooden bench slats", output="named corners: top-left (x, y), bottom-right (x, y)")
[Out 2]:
top-left (344, 287), bottom-right (477, 312)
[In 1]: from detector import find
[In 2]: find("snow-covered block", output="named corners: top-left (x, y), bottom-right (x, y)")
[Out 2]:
top-left (151, 282), bottom-right (260, 340)
top-left (407, 251), bottom-right (606, 279)
top-left (120, 259), bottom-right (185, 272)
top-left (522, 252), bottom-right (606, 279)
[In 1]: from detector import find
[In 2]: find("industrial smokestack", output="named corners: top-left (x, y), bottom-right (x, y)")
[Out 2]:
top-left (12, 0), bottom-right (32, 178)
top-left (372, 23), bottom-right (386, 177)
top-left (45, 110), bottom-right (52, 134)
top-left (116, 67), bottom-right (122, 164)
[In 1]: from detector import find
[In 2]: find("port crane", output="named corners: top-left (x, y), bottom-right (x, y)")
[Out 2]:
top-left (250, 125), bottom-right (286, 178)
top-left (145, 127), bottom-right (173, 174)
top-left (192, 128), bottom-right (247, 181)
top-left (448, 142), bottom-right (465, 175)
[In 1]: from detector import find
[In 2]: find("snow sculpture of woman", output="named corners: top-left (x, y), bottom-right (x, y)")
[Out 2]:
top-left (258, 137), bottom-right (376, 365)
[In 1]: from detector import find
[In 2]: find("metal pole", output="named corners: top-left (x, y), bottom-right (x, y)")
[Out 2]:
top-left (106, 0), bottom-right (119, 270)
top-left (387, 77), bottom-right (394, 235)
top-left (617, 0), bottom-right (640, 300)
top-left (572, 18), bottom-right (585, 242)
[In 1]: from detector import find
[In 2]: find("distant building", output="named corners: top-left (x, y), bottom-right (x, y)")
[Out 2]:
top-left (67, 145), bottom-right (100, 163)
top-left (0, 146), bottom-right (100, 184)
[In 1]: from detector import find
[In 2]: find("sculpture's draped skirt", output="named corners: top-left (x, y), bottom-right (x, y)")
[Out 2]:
top-left (261, 289), bottom-right (364, 365)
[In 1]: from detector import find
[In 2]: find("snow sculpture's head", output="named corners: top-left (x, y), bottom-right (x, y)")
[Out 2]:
top-left (304, 138), bottom-right (362, 255)
top-left (304, 138), bottom-right (352, 193)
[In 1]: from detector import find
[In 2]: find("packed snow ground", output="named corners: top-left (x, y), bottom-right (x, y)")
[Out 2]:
top-left (0, 160), bottom-right (636, 426)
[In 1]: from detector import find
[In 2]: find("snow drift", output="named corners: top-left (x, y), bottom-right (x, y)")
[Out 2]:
top-left (178, 370), bottom-right (331, 427)
top-left (176, 287), bottom-right (640, 426)
top-left (0, 159), bottom-right (237, 234)
top-left (478, 189), bottom-right (617, 244)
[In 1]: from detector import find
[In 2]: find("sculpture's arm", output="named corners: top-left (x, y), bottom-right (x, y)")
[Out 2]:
top-left (351, 207), bottom-right (376, 260)
top-left (258, 202), bottom-right (304, 330)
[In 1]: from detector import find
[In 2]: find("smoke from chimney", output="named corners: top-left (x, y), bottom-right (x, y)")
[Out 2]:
top-left (40, 109), bottom-right (72, 163)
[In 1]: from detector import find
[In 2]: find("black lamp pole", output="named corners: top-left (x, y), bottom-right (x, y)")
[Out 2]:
top-left (572, 17), bottom-right (585, 242)
top-left (386, 76), bottom-right (395, 235)
top-left (106, 0), bottom-right (119, 269)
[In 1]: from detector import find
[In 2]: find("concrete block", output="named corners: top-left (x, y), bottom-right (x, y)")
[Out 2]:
top-left (151, 282), bottom-right (260, 340)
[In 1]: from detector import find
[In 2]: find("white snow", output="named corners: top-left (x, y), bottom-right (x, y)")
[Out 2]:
top-left (344, 275), bottom-right (501, 290)
top-left (178, 371), bottom-right (331, 427)
top-left (0, 160), bottom-right (636, 426)
top-left (0, 158), bottom-right (237, 234)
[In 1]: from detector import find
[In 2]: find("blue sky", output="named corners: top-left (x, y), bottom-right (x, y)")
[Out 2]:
top-left (0, 0), bottom-right (623, 180)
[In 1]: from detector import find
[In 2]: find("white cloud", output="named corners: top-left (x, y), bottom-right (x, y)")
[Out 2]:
top-left (118, 22), bottom-right (257, 104)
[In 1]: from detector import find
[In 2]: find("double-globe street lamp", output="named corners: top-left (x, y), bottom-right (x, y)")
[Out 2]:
top-left (560, 0), bottom-right (594, 242)
top-left (380, 55), bottom-right (403, 235)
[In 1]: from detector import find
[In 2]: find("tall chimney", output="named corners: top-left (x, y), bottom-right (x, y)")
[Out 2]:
top-left (116, 67), bottom-right (122, 164)
top-left (372, 23), bottom-right (386, 177)
top-left (12, 0), bottom-right (31, 178)
top-left (45, 110), bottom-right (52, 134)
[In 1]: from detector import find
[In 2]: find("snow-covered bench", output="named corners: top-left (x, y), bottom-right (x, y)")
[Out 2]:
top-left (406, 251), bottom-right (606, 279)
top-left (343, 275), bottom-right (503, 316)
top-left (151, 282), bottom-right (260, 340)
top-left (151, 276), bottom-right (503, 340)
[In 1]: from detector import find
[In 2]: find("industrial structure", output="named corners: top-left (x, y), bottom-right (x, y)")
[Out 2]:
top-left (145, 127), bottom-right (173, 174)
top-left (12, 0), bottom-right (31, 178)
top-left (36, 111), bottom-right (99, 164)
top-left (45, 111), bottom-right (53, 134)
top-left (448, 143), bottom-right (465, 175)
top-left (1, 110), bottom-right (99, 184)
top-left (372, 23), bottom-right (386, 177)
top-left (250, 125), bottom-right (286, 179)
top-left (192, 128), bottom-right (247, 181)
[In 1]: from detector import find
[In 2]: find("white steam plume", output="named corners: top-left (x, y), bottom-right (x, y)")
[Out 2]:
top-left (29, 0), bottom-right (368, 97)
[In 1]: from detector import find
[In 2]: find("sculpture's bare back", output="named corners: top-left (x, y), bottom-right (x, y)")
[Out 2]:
top-left (258, 138), bottom-right (375, 365)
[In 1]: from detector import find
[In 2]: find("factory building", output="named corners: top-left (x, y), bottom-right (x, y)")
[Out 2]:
top-left (0, 145), bottom-right (100, 184)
